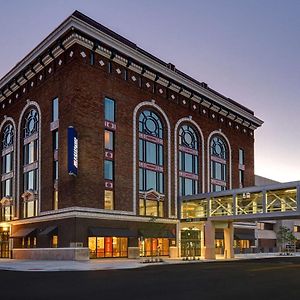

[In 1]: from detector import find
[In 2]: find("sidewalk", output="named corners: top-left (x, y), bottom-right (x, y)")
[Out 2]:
top-left (0, 252), bottom-right (299, 272)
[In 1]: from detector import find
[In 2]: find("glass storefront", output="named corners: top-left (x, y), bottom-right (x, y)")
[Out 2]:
top-left (88, 237), bottom-right (128, 258)
top-left (139, 238), bottom-right (169, 257)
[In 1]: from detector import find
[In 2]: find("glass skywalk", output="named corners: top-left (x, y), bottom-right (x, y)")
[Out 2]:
top-left (181, 181), bottom-right (300, 221)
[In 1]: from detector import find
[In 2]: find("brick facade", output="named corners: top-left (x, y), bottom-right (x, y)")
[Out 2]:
top-left (0, 11), bottom-right (262, 258)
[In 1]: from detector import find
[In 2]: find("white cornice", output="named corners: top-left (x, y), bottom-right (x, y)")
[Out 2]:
top-left (0, 15), bottom-right (263, 128)
top-left (9, 207), bottom-right (179, 226)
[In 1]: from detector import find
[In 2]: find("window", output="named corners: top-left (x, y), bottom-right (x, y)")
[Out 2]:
top-left (53, 130), bottom-right (59, 150)
top-left (139, 198), bottom-right (163, 217)
top-left (52, 235), bottom-right (58, 248)
top-left (2, 179), bottom-right (12, 197)
top-left (24, 170), bottom-right (37, 191)
top-left (104, 130), bottom-right (114, 150)
top-left (238, 148), bottom-right (245, 188)
top-left (104, 160), bottom-right (113, 180)
top-left (53, 129), bottom-right (59, 210)
top-left (22, 109), bottom-right (39, 218)
top-left (2, 152), bottom-right (13, 174)
top-left (1, 123), bottom-right (14, 222)
top-left (239, 169), bottom-right (244, 188)
top-left (24, 109), bottom-right (38, 138)
top-left (210, 136), bottom-right (227, 192)
top-left (52, 98), bottom-right (59, 122)
top-left (53, 160), bottom-right (59, 180)
top-left (239, 149), bottom-right (245, 165)
top-left (104, 190), bottom-right (114, 210)
top-left (178, 124), bottom-right (199, 196)
top-left (104, 98), bottom-right (115, 122)
top-left (2, 124), bottom-right (14, 149)
top-left (138, 110), bottom-right (165, 217)
top-left (23, 140), bottom-right (38, 165)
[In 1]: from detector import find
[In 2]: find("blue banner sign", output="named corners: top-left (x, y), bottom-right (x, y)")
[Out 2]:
top-left (68, 126), bottom-right (78, 176)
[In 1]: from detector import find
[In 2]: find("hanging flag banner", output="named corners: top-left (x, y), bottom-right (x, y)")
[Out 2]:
top-left (68, 126), bottom-right (78, 176)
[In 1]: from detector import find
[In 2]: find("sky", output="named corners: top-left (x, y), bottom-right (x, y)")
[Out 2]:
top-left (0, 0), bottom-right (299, 182)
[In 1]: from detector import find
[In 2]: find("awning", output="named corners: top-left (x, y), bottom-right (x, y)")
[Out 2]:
top-left (11, 228), bottom-right (36, 238)
top-left (256, 230), bottom-right (277, 240)
top-left (138, 229), bottom-right (175, 238)
top-left (89, 227), bottom-right (137, 237)
top-left (39, 226), bottom-right (57, 236)
top-left (215, 230), bottom-right (255, 240)
top-left (234, 232), bottom-right (255, 241)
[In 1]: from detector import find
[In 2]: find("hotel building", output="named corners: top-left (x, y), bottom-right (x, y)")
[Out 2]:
top-left (0, 11), bottom-right (264, 259)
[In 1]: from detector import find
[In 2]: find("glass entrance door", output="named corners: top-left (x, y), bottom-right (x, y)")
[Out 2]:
top-left (181, 230), bottom-right (201, 258)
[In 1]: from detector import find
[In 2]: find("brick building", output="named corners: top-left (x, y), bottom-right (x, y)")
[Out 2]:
top-left (0, 11), bottom-right (263, 259)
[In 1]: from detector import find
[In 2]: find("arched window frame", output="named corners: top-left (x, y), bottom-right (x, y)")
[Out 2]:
top-left (138, 109), bottom-right (164, 217)
top-left (174, 117), bottom-right (205, 218)
top-left (208, 133), bottom-right (231, 192)
top-left (133, 101), bottom-right (172, 218)
top-left (17, 101), bottom-right (41, 219)
top-left (0, 118), bottom-right (16, 221)
top-left (178, 124), bottom-right (200, 196)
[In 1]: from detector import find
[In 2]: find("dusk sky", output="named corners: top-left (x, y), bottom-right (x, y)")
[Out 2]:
top-left (0, 0), bottom-right (299, 182)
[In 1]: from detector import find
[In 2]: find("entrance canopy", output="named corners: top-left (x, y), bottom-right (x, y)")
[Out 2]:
top-left (180, 181), bottom-right (300, 222)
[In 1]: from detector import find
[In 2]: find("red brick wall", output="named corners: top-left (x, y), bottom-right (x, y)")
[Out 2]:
top-left (0, 43), bottom-right (255, 217)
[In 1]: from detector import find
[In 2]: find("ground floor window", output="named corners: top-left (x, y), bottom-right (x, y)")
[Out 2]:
top-left (88, 237), bottom-right (128, 258)
top-left (21, 236), bottom-right (37, 248)
top-left (51, 235), bottom-right (58, 248)
top-left (234, 239), bottom-right (250, 249)
top-left (0, 230), bottom-right (9, 258)
top-left (139, 238), bottom-right (169, 257)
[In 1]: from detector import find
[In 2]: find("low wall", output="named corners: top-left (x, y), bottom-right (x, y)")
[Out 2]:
top-left (12, 247), bottom-right (90, 261)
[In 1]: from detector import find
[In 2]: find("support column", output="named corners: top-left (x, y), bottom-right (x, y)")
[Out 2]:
top-left (224, 222), bottom-right (234, 259)
top-left (204, 220), bottom-right (215, 259)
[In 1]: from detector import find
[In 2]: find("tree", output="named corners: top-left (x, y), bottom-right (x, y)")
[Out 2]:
top-left (277, 226), bottom-right (296, 253)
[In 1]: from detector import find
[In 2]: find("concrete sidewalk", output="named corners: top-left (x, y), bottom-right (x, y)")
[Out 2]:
top-left (0, 252), bottom-right (299, 272)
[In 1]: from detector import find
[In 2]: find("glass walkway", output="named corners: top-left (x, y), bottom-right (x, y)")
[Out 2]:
top-left (181, 181), bottom-right (300, 222)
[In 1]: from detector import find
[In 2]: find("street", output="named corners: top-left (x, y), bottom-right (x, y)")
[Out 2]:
top-left (1, 257), bottom-right (300, 299)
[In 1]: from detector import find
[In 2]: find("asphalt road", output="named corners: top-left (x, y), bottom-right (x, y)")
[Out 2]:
top-left (1, 257), bottom-right (300, 300)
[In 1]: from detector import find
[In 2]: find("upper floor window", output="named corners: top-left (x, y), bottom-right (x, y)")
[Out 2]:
top-left (24, 109), bottom-right (38, 138)
top-left (52, 98), bottom-right (59, 122)
top-left (210, 136), bottom-right (228, 192)
top-left (104, 130), bottom-right (114, 150)
top-left (2, 124), bottom-right (14, 149)
top-left (239, 148), bottom-right (245, 165)
top-left (104, 98), bottom-right (115, 122)
top-left (22, 108), bottom-right (39, 218)
top-left (139, 110), bottom-right (163, 139)
top-left (2, 152), bottom-right (13, 174)
top-left (179, 124), bottom-right (199, 196)
top-left (138, 109), bottom-right (164, 217)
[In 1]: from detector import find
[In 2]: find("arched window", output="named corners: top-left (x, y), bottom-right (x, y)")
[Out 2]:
top-left (210, 136), bottom-right (227, 192)
top-left (178, 124), bottom-right (199, 196)
top-left (22, 108), bottom-right (39, 218)
top-left (0, 123), bottom-right (14, 221)
top-left (138, 110), bottom-right (164, 217)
